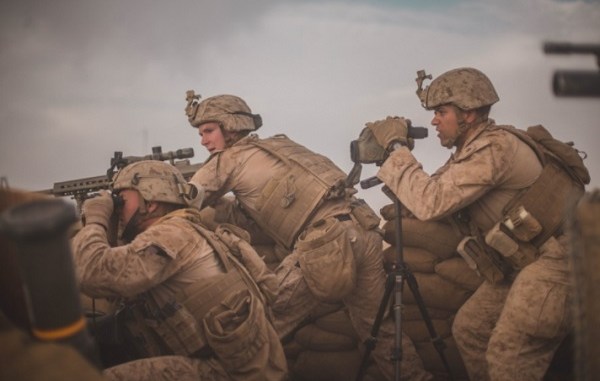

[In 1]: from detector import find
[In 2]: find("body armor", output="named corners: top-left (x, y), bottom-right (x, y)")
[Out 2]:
top-left (456, 125), bottom-right (587, 283)
top-left (241, 135), bottom-right (349, 249)
top-left (134, 216), bottom-right (268, 357)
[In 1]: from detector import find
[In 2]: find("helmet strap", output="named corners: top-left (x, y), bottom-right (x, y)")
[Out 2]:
top-left (120, 208), bottom-right (144, 242)
top-left (450, 106), bottom-right (475, 149)
top-left (120, 193), bottom-right (153, 242)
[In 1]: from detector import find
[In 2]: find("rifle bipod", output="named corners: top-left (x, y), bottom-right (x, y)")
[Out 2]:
top-left (355, 189), bottom-right (454, 381)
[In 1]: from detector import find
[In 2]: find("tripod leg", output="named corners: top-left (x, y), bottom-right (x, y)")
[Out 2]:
top-left (355, 271), bottom-right (395, 381)
top-left (392, 268), bottom-right (404, 381)
top-left (404, 269), bottom-right (455, 380)
top-left (386, 188), bottom-right (454, 380)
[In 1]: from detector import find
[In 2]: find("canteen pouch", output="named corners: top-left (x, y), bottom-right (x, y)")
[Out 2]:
top-left (296, 217), bottom-right (357, 302)
top-left (457, 236), bottom-right (511, 285)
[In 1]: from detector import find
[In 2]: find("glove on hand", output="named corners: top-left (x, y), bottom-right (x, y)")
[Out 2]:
top-left (81, 191), bottom-right (114, 229)
top-left (366, 116), bottom-right (410, 151)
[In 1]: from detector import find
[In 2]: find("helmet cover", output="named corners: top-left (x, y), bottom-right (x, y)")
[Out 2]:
top-left (185, 92), bottom-right (262, 132)
top-left (418, 67), bottom-right (499, 110)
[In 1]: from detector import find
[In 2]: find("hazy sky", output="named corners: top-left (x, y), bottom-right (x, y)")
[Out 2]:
top-left (1, 0), bottom-right (599, 213)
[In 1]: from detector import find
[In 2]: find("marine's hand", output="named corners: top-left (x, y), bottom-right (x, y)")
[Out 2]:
top-left (81, 191), bottom-right (114, 229)
top-left (366, 116), bottom-right (410, 151)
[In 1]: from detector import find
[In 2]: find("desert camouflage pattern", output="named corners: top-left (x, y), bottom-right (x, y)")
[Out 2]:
top-left (72, 213), bottom-right (223, 301)
top-left (104, 355), bottom-right (228, 381)
top-left (454, 233), bottom-right (572, 380)
top-left (419, 67), bottom-right (499, 111)
top-left (72, 209), bottom-right (287, 381)
top-left (190, 134), bottom-right (352, 247)
top-left (190, 134), bottom-right (432, 380)
top-left (377, 119), bottom-right (573, 380)
top-left (185, 93), bottom-right (259, 132)
top-left (112, 160), bottom-right (193, 206)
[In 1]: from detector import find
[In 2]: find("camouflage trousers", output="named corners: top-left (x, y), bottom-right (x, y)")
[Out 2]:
top-left (452, 235), bottom-right (572, 381)
top-left (104, 355), bottom-right (230, 381)
top-left (272, 219), bottom-right (432, 381)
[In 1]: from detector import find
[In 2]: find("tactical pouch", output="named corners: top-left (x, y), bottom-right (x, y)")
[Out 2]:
top-left (485, 218), bottom-right (539, 270)
top-left (296, 217), bottom-right (357, 302)
top-left (350, 198), bottom-right (381, 231)
top-left (504, 205), bottom-right (542, 242)
top-left (503, 161), bottom-right (583, 247)
top-left (456, 236), bottom-right (511, 285)
top-left (203, 290), bottom-right (267, 371)
top-left (145, 301), bottom-right (206, 356)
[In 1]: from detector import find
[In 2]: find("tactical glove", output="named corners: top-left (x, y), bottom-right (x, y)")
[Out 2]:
top-left (351, 127), bottom-right (389, 165)
top-left (81, 191), bottom-right (114, 230)
top-left (366, 116), bottom-right (410, 151)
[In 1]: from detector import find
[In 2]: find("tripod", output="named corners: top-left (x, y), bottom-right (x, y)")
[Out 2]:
top-left (355, 182), bottom-right (454, 381)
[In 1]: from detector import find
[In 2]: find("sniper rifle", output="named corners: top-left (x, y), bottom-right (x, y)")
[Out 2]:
top-left (39, 146), bottom-right (202, 205)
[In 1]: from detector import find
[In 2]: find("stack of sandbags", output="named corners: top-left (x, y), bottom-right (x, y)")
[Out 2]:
top-left (247, 207), bottom-right (481, 380)
top-left (380, 208), bottom-right (482, 380)
top-left (197, 197), bottom-right (482, 380)
top-left (282, 303), bottom-right (385, 381)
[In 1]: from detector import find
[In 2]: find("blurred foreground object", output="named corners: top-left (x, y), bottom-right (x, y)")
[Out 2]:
top-left (544, 42), bottom-right (600, 97)
top-left (0, 190), bottom-right (102, 374)
top-left (570, 189), bottom-right (600, 381)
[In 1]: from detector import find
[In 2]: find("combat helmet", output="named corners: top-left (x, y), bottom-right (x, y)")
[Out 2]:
top-left (185, 91), bottom-right (262, 132)
top-left (417, 67), bottom-right (499, 111)
top-left (112, 160), bottom-right (196, 206)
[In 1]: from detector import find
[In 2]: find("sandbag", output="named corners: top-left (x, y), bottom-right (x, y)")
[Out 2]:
top-left (383, 218), bottom-right (461, 260)
top-left (401, 304), bottom-right (455, 321)
top-left (402, 318), bottom-right (452, 343)
top-left (314, 309), bottom-right (358, 339)
top-left (402, 273), bottom-right (473, 311)
top-left (383, 245), bottom-right (439, 273)
top-left (415, 337), bottom-right (468, 379)
top-left (294, 324), bottom-right (357, 352)
top-left (291, 350), bottom-right (362, 381)
top-left (434, 257), bottom-right (484, 292)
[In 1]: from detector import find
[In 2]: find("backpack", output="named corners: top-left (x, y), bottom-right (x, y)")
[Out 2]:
top-left (497, 124), bottom-right (590, 247)
top-left (525, 124), bottom-right (590, 186)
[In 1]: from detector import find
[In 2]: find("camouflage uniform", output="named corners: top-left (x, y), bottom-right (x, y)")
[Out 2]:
top-left (377, 117), bottom-right (572, 379)
top-left (103, 355), bottom-right (227, 381)
top-left (72, 161), bottom-right (287, 381)
top-left (190, 133), bottom-right (431, 381)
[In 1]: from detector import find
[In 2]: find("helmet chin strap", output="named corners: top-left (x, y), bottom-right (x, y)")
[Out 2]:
top-left (120, 208), bottom-right (145, 243)
top-left (449, 107), bottom-right (476, 149)
top-left (120, 196), bottom-right (160, 242)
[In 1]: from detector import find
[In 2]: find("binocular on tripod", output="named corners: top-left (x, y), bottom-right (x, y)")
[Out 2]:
top-left (347, 123), bottom-right (428, 190)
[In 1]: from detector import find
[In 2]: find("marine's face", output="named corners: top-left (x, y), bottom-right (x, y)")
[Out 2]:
top-left (199, 122), bottom-right (226, 154)
top-left (118, 189), bottom-right (142, 228)
top-left (431, 105), bottom-right (460, 149)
